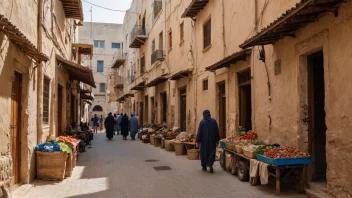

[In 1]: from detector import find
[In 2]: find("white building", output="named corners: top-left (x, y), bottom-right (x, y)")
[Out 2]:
top-left (79, 22), bottom-right (123, 118)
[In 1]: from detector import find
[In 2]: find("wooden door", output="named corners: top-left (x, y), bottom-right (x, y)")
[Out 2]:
top-left (151, 97), bottom-right (155, 123)
top-left (10, 72), bottom-right (22, 185)
top-left (218, 83), bottom-right (226, 139)
top-left (57, 85), bottom-right (63, 136)
top-left (180, 89), bottom-right (187, 131)
top-left (145, 96), bottom-right (149, 124)
top-left (140, 102), bottom-right (144, 126)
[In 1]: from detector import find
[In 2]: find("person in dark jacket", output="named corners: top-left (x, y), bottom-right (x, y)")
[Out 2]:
top-left (104, 112), bottom-right (115, 140)
top-left (120, 114), bottom-right (130, 140)
top-left (196, 110), bottom-right (220, 173)
top-left (129, 113), bottom-right (139, 140)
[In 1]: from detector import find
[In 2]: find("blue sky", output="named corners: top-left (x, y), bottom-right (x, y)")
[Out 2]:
top-left (82, 0), bottom-right (133, 24)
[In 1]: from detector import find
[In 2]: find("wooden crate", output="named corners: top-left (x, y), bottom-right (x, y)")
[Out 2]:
top-left (36, 151), bottom-right (68, 181)
top-left (65, 153), bottom-right (73, 177)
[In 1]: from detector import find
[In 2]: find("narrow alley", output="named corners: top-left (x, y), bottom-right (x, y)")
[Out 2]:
top-left (12, 133), bottom-right (306, 198)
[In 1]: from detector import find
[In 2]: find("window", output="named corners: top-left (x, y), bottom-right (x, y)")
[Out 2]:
top-left (43, 77), bottom-right (50, 124)
top-left (203, 19), bottom-right (211, 49)
top-left (168, 30), bottom-right (172, 49)
top-left (112, 43), bottom-right (120, 49)
top-left (99, 83), bottom-right (106, 92)
top-left (180, 22), bottom-right (184, 42)
top-left (152, 39), bottom-right (155, 52)
top-left (97, 61), bottom-right (104, 72)
top-left (141, 56), bottom-right (145, 73)
top-left (153, 0), bottom-right (162, 21)
top-left (159, 31), bottom-right (163, 50)
top-left (203, 79), bottom-right (208, 91)
top-left (94, 40), bottom-right (105, 48)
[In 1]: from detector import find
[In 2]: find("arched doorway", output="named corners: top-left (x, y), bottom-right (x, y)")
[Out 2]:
top-left (92, 105), bottom-right (103, 112)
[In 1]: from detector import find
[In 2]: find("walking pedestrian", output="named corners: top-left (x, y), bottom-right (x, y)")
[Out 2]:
top-left (129, 113), bottom-right (139, 140)
top-left (120, 114), bottom-right (130, 140)
top-left (93, 114), bottom-right (99, 134)
top-left (104, 112), bottom-right (115, 140)
top-left (196, 110), bottom-right (220, 173)
top-left (116, 113), bottom-right (123, 135)
top-left (99, 115), bottom-right (104, 132)
top-left (90, 116), bottom-right (94, 129)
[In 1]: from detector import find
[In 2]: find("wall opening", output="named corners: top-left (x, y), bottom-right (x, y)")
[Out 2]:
top-left (180, 88), bottom-right (187, 131)
top-left (238, 69), bottom-right (252, 131)
top-left (218, 82), bottom-right (226, 139)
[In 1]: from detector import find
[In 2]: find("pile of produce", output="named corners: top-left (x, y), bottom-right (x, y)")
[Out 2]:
top-left (57, 136), bottom-right (78, 144)
top-left (264, 147), bottom-right (309, 158)
top-left (238, 127), bottom-right (247, 136)
top-left (36, 140), bottom-right (72, 153)
top-left (166, 130), bottom-right (178, 138)
top-left (174, 132), bottom-right (195, 142)
top-left (239, 131), bottom-right (257, 140)
top-left (253, 145), bottom-right (274, 155)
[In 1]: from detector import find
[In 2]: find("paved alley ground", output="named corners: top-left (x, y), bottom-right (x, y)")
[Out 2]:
top-left (13, 133), bottom-right (307, 198)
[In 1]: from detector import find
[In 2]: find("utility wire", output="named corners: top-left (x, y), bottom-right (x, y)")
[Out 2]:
top-left (82, 0), bottom-right (139, 14)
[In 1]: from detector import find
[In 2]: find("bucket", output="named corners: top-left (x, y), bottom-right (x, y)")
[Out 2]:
top-left (187, 149), bottom-right (199, 160)
top-left (165, 140), bottom-right (175, 151)
top-left (173, 142), bottom-right (186, 156)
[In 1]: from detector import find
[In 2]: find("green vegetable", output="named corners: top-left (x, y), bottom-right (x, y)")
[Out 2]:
top-left (58, 142), bottom-right (72, 153)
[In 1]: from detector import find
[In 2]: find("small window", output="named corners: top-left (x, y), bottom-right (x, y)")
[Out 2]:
top-left (43, 77), bottom-right (50, 124)
top-left (159, 31), bottom-right (163, 50)
top-left (112, 43), bottom-right (120, 49)
top-left (203, 79), bottom-right (208, 91)
top-left (94, 40), bottom-right (105, 48)
top-left (203, 19), bottom-right (211, 49)
top-left (168, 30), bottom-right (172, 49)
top-left (180, 22), bottom-right (184, 42)
top-left (152, 39), bottom-right (155, 52)
top-left (97, 61), bottom-right (104, 72)
top-left (99, 83), bottom-right (106, 93)
top-left (141, 56), bottom-right (145, 73)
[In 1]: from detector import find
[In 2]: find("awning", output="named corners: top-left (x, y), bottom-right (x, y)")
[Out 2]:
top-left (61, 0), bottom-right (84, 21)
top-left (72, 43), bottom-right (93, 59)
top-left (205, 49), bottom-right (252, 72)
top-left (81, 94), bottom-right (94, 100)
top-left (0, 15), bottom-right (49, 62)
top-left (114, 84), bottom-right (124, 89)
top-left (83, 100), bottom-right (92, 105)
top-left (131, 81), bottom-right (146, 90)
top-left (56, 55), bottom-right (96, 88)
top-left (240, 0), bottom-right (344, 49)
top-left (169, 68), bottom-right (193, 80)
top-left (124, 93), bottom-right (134, 98)
top-left (146, 75), bottom-right (169, 87)
top-left (182, 0), bottom-right (209, 18)
top-left (117, 96), bottom-right (125, 102)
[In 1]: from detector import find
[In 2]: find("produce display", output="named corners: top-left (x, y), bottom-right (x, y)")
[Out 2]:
top-left (36, 140), bottom-right (72, 153)
top-left (264, 147), bottom-right (309, 159)
top-left (174, 132), bottom-right (195, 142)
top-left (57, 136), bottom-right (79, 144)
top-left (253, 145), bottom-right (274, 155)
top-left (239, 131), bottom-right (257, 140)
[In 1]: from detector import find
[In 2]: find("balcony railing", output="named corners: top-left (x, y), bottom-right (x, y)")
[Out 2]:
top-left (111, 49), bottom-right (127, 68)
top-left (115, 75), bottom-right (125, 89)
top-left (151, 50), bottom-right (165, 65)
top-left (129, 25), bottom-right (147, 48)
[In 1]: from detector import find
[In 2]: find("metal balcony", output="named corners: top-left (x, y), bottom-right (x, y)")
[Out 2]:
top-left (111, 49), bottom-right (127, 68)
top-left (151, 50), bottom-right (165, 65)
top-left (114, 76), bottom-right (125, 89)
top-left (129, 25), bottom-right (147, 48)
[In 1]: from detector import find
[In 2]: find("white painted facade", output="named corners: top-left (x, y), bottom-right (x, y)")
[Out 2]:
top-left (79, 22), bottom-right (123, 118)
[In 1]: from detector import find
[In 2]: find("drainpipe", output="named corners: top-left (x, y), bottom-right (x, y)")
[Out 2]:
top-left (37, 0), bottom-right (44, 144)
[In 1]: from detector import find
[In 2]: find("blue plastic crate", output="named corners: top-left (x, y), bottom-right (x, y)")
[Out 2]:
top-left (219, 140), bottom-right (226, 148)
top-left (256, 154), bottom-right (311, 166)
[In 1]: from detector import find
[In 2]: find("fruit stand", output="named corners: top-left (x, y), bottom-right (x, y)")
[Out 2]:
top-left (219, 130), bottom-right (310, 196)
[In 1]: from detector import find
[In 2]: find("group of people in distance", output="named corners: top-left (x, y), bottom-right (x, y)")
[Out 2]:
top-left (91, 113), bottom-right (140, 141)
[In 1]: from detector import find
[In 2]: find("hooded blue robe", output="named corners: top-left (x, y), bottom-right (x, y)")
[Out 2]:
top-left (116, 114), bottom-right (123, 132)
top-left (196, 110), bottom-right (220, 167)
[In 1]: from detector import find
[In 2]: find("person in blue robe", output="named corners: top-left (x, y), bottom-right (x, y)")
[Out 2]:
top-left (196, 110), bottom-right (220, 173)
top-left (129, 113), bottom-right (140, 140)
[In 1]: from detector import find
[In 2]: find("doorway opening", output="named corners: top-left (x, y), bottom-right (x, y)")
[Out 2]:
top-left (238, 69), bottom-right (252, 131)
top-left (161, 92), bottom-right (167, 124)
top-left (180, 88), bottom-right (187, 132)
top-left (140, 102), bottom-right (144, 126)
top-left (151, 97), bottom-right (155, 123)
top-left (308, 51), bottom-right (326, 183)
top-left (218, 82), bottom-right (226, 139)
top-left (145, 96), bottom-right (149, 124)
top-left (70, 94), bottom-right (75, 125)
top-left (10, 72), bottom-right (22, 185)
top-left (57, 85), bottom-right (63, 136)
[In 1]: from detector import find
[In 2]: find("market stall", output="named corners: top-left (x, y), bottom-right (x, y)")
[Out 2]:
top-left (219, 129), bottom-right (310, 196)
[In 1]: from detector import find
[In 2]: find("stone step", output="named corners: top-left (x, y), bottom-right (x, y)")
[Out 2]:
top-left (305, 182), bottom-right (328, 198)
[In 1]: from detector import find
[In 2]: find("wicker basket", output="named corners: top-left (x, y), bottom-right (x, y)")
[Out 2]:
top-left (164, 140), bottom-right (175, 151)
top-left (36, 151), bottom-right (68, 181)
top-left (65, 153), bottom-right (73, 177)
top-left (173, 142), bottom-right (186, 156)
top-left (154, 137), bottom-right (161, 147)
top-left (235, 145), bottom-right (243, 154)
top-left (161, 138), bottom-right (165, 149)
top-left (187, 149), bottom-right (199, 160)
top-left (150, 135), bottom-right (155, 145)
top-left (226, 143), bottom-right (235, 151)
top-left (243, 149), bottom-right (256, 159)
